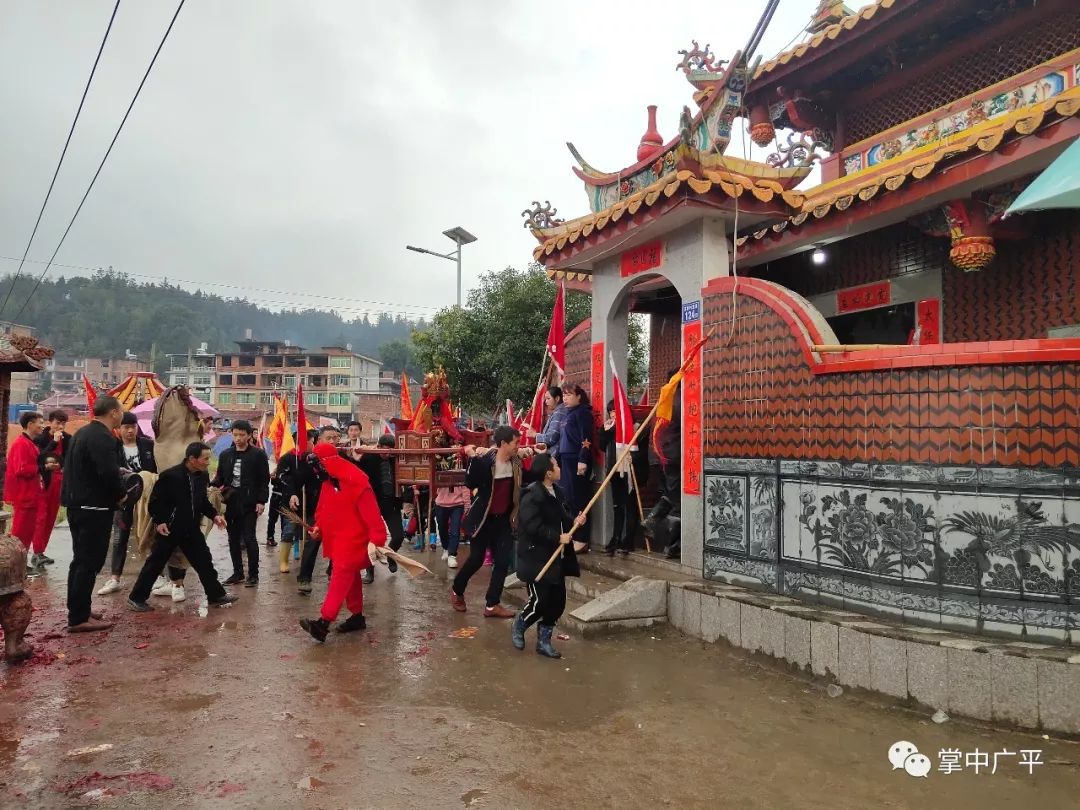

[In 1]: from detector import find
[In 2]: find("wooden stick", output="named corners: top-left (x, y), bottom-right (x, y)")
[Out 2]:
top-left (425, 486), bottom-right (434, 548)
top-left (300, 489), bottom-right (307, 557)
top-left (811, 344), bottom-right (901, 352)
top-left (630, 463), bottom-right (649, 553)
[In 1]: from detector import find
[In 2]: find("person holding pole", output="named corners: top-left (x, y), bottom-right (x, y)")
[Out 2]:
top-left (557, 385), bottom-right (595, 547)
top-left (449, 426), bottom-right (534, 618)
top-left (598, 401), bottom-right (649, 555)
top-left (511, 453), bottom-right (585, 658)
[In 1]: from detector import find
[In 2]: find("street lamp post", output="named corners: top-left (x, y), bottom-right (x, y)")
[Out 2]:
top-left (406, 226), bottom-right (477, 308)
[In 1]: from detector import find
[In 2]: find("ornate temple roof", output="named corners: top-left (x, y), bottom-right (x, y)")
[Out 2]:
top-left (752, 0), bottom-right (901, 80)
top-left (0, 333), bottom-right (53, 373)
top-left (736, 84), bottom-right (1080, 247)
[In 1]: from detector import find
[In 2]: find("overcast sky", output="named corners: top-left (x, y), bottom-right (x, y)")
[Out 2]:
top-left (0, 0), bottom-right (819, 322)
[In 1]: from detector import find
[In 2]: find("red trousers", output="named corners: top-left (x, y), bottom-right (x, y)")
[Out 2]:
top-left (319, 560), bottom-right (365, 622)
top-left (11, 501), bottom-right (41, 550)
top-left (32, 473), bottom-right (62, 555)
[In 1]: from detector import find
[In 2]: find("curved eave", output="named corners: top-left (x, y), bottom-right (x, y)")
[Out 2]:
top-left (735, 87), bottom-right (1080, 247)
top-left (752, 0), bottom-right (901, 82)
top-left (534, 168), bottom-right (806, 261)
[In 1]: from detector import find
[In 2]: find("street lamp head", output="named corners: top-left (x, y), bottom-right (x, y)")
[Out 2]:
top-left (405, 245), bottom-right (425, 254)
top-left (442, 226), bottom-right (477, 246)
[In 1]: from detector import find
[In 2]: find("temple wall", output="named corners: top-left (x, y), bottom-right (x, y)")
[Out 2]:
top-left (753, 212), bottom-right (1080, 343)
top-left (701, 277), bottom-right (1080, 644)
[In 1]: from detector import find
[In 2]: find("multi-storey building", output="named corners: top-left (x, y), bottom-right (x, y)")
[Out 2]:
top-left (166, 343), bottom-right (216, 402)
top-left (213, 332), bottom-right (382, 421)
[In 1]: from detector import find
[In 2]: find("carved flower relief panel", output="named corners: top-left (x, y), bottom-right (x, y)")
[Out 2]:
top-left (782, 481), bottom-right (944, 584)
top-left (705, 475), bottom-right (748, 553)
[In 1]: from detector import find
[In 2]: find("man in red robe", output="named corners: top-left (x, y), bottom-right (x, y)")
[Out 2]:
top-left (4, 412), bottom-right (46, 567)
top-left (299, 442), bottom-right (388, 642)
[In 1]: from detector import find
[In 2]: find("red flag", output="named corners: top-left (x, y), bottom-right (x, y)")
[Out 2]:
top-left (638, 387), bottom-right (649, 407)
top-left (545, 282), bottom-right (565, 381)
top-left (505, 398), bottom-right (518, 429)
top-left (610, 355), bottom-right (635, 451)
top-left (295, 381), bottom-right (309, 456)
top-left (83, 374), bottom-right (97, 412)
top-left (524, 380), bottom-right (546, 435)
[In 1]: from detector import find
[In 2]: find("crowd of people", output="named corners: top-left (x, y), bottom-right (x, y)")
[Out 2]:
top-left (0, 378), bottom-right (681, 663)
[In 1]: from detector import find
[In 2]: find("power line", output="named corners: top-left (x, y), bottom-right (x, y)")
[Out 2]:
top-left (0, 255), bottom-right (443, 316)
top-left (0, 0), bottom-right (121, 321)
top-left (12, 0), bottom-right (187, 323)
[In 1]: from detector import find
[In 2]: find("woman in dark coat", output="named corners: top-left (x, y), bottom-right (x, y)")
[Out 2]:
top-left (556, 384), bottom-right (595, 542)
top-left (512, 453), bottom-right (585, 658)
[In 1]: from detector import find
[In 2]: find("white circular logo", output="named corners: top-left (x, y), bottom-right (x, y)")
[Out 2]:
top-left (888, 741), bottom-right (919, 770)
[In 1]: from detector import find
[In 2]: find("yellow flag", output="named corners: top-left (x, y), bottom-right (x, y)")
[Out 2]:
top-left (655, 370), bottom-right (684, 423)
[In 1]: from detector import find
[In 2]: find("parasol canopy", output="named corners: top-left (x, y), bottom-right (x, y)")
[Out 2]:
top-left (1005, 137), bottom-right (1080, 216)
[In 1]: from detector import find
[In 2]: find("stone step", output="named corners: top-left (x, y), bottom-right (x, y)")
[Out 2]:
top-left (577, 550), bottom-right (697, 585)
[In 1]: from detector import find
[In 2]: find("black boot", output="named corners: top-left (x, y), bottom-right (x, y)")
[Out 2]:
top-left (337, 613), bottom-right (367, 633)
top-left (299, 617), bottom-right (330, 642)
top-left (603, 541), bottom-right (617, 556)
top-left (511, 612), bottom-right (526, 650)
top-left (664, 517), bottom-right (682, 559)
top-left (536, 624), bottom-right (561, 658)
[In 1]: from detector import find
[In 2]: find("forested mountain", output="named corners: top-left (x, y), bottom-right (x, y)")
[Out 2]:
top-left (2, 270), bottom-right (426, 371)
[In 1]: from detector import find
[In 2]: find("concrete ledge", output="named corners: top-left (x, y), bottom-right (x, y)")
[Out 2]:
top-left (662, 578), bottom-right (1080, 735)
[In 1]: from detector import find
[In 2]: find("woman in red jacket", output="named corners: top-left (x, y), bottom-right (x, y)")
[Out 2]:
top-left (4, 412), bottom-right (46, 566)
top-left (299, 442), bottom-right (388, 642)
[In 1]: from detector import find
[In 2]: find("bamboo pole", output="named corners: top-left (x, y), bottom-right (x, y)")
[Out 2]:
top-left (630, 463), bottom-right (649, 553)
top-left (535, 327), bottom-right (714, 580)
top-left (811, 344), bottom-right (901, 352)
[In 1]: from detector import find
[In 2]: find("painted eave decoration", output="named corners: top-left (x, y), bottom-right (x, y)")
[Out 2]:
top-left (736, 86), bottom-right (1080, 247)
top-left (531, 168), bottom-right (807, 261)
top-left (753, 0), bottom-right (900, 80)
top-left (0, 334), bottom-right (54, 372)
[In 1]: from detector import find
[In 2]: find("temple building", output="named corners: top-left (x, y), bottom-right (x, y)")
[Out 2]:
top-left (528, 0), bottom-right (1080, 645)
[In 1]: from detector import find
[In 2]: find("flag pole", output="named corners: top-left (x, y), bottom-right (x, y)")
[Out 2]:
top-left (630, 464), bottom-right (649, 553)
top-left (535, 327), bottom-right (714, 580)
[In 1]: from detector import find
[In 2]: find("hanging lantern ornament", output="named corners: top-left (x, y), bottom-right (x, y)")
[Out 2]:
top-left (943, 199), bottom-right (995, 272)
top-left (748, 104), bottom-right (775, 148)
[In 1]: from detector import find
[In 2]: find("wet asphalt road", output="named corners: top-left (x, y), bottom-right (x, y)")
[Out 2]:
top-left (1, 523), bottom-right (1079, 809)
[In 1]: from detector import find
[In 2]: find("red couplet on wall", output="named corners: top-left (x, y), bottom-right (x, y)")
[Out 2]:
top-left (590, 341), bottom-right (605, 418)
top-left (836, 281), bottom-right (891, 314)
top-left (620, 239), bottom-right (664, 278)
top-left (915, 298), bottom-right (941, 344)
top-left (681, 320), bottom-right (703, 496)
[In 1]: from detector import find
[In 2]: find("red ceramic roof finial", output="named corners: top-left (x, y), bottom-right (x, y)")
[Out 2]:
top-left (637, 105), bottom-right (664, 163)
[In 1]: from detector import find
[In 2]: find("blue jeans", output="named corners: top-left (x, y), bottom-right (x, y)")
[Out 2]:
top-left (434, 504), bottom-right (463, 556)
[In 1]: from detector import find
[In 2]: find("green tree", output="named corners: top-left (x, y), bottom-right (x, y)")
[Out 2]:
top-left (377, 339), bottom-right (419, 378)
top-left (412, 264), bottom-right (643, 413)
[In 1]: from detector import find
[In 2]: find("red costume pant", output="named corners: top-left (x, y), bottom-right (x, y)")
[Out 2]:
top-left (319, 560), bottom-right (365, 622)
top-left (11, 502), bottom-right (41, 550)
top-left (32, 473), bottom-right (62, 555)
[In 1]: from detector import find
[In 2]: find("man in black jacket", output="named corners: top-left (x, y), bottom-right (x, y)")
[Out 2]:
top-left (127, 442), bottom-right (237, 610)
top-left (33, 409), bottom-right (73, 566)
top-left (598, 400), bottom-right (650, 556)
top-left (211, 420), bottom-right (270, 586)
top-left (98, 412), bottom-right (159, 595)
top-left (61, 395), bottom-right (126, 633)
top-left (450, 426), bottom-right (535, 618)
top-left (644, 373), bottom-right (682, 559)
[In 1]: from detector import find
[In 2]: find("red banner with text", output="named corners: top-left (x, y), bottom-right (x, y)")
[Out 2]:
top-left (836, 281), bottom-right (891, 314)
top-left (681, 320), bottom-right (702, 495)
top-left (620, 239), bottom-right (663, 278)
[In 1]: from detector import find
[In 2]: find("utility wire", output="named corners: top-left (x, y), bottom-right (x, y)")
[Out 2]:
top-left (0, 0), bottom-right (121, 321)
top-left (12, 0), bottom-right (186, 323)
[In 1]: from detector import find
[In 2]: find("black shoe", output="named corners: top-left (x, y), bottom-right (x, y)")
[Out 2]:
top-left (361, 569), bottom-right (374, 585)
top-left (39, 554), bottom-right (56, 565)
top-left (664, 545), bottom-right (681, 560)
top-left (244, 577), bottom-right (258, 588)
top-left (604, 543), bottom-right (616, 556)
top-left (337, 613), bottom-right (367, 633)
top-left (297, 580), bottom-right (312, 595)
top-left (266, 539), bottom-right (277, 548)
top-left (223, 573), bottom-right (243, 585)
top-left (387, 558), bottom-right (398, 574)
top-left (618, 549), bottom-right (630, 556)
top-left (209, 594), bottom-right (239, 607)
top-left (300, 617), bottom-right (330, 642)
top-left (126, 598), bottom-right (153, 613)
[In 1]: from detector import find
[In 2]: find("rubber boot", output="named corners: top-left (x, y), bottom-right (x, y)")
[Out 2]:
top-left (536, 624), bottom-right (561, 658)
top-left (511, 612), bottom-right (526, 650)
top-left (299, 617), bottom-right (330, 642)
top-left (278, 542), bottom-right (292, 573)
top-left (664, 517), bottom-right (682, 559)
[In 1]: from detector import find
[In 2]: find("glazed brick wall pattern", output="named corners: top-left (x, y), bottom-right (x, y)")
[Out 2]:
top-left (754, 213), bottom-right (1080, 344)
top-left (565, 322), bottom-right (591, 390)
top-left (649, 312), bottom-right (681, 403)
top-left (755, 222), bottom-right (947, 299)
top-left (701, 293), bottom-right (1080, 469)
top-left (945, 212), bottom-right (1080, 343)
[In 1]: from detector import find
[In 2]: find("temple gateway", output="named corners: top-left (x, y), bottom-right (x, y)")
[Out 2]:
top-left (527, 0), bottom-right (1080, 645)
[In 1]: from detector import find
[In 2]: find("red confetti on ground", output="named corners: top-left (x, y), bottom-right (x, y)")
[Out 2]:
top-left (134, 643), bottom-right (150, 650)
top-left (417, 630), bottom-right (437, 641)
top-left (59, 771), bottom-right (175, 796)
top-left (204, 781), bottom-right (246, 797)
top-left (406, 645), bottom-right (431, 659)
top-left (278, 654), bottom-right (295, 660)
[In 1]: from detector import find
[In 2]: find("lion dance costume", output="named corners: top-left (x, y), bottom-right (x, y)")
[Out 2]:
top-left (299, 442), bottom-right (387, 642)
